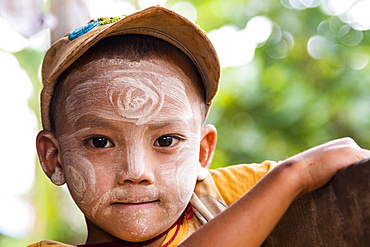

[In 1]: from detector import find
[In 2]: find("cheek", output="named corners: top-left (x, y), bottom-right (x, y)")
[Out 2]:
top-left (62, 151), bottom-right (97, 205)
top-left (156, 154), bottom-right (197, 204)
top-left (176, 163), bottom-right (197, 203)
top-left (172, 139), bottom-right (201, 204)
top-left (159, 151), bottom-right (198, 204)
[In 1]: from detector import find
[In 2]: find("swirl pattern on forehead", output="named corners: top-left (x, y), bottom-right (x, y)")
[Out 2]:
top-left (108, 76), bottom-right (164, 125)
top-left (63, 69), bottom-right (193, 126)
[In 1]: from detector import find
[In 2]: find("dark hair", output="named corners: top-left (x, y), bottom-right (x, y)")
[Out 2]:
top-left (49, 34), bottom-right (205, 132)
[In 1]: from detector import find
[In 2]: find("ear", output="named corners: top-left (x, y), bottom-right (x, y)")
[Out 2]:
top-left (197, 124), bottom-right (217, 181)
top-left (36, 130), bottom-right (65, 186)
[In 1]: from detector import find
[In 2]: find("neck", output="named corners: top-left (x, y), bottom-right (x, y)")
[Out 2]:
top-left (85, 218), bottom-right (121, 243)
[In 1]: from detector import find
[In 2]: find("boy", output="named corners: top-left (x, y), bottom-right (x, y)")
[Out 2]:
top-left (32, 6), bottom-right (370, 247)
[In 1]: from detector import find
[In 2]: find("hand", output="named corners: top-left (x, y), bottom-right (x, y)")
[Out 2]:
top-left (281, 137), bottom-right (370, 195)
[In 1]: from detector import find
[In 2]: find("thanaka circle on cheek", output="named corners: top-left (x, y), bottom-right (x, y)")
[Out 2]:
top-left (176, 162), bottom-right (197, 204)
top-left (67, 166), bottom-right (87, 202)
top-left (61, 151), bottom-right (96, 204)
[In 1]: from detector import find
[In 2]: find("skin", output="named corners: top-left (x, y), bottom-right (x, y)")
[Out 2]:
top-left (36, 57), bottom-right (217, 245)
top-left (36, 43), bottom-right (370, 246)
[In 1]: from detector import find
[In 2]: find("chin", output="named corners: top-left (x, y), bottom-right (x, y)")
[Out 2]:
top-left (103, 218), bottom-right (171, 242)
top-left (112, 228), bottom-right (166, 243)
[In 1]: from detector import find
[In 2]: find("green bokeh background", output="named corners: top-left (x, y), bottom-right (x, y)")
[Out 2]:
top-left (2, 0), bottom-right (370, 245)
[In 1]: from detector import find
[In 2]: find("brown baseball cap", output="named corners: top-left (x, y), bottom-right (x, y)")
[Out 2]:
top-left (40, 6), bottom-right (220, 130)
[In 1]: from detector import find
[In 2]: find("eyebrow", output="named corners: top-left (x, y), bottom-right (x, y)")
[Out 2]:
top-left (146, 117), bottom-right (196, 133)
top-left (74, 114), bottom-right (192, 131)
top-left (74, 115), bottom-right (121, 131)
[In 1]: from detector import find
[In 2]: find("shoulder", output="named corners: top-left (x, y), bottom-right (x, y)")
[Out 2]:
top-left (209, 161), bottom-right (277, 205)
top-left (210, 161), bottom-right (277, 184)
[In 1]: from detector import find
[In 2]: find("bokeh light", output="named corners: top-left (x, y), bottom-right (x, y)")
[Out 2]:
top-left (281, 0), bottom-right (321, 9)
top-left (321, 0), bottom-right (355, 15)
top-left (0, 51), bottom-right (38, 239)
top-left (344, 0), bottom-right (370, 31)
top-left (208, 16), bottom-right (272, 68)
top-left (88, 0), bottom-right (136, 18)
top-left (349, 52), bottom-right (369, 70)
top-left (139, 0), bottom-right (166, 9)
top-left (307, 35), bottom-right (329, 59)
top-left (0, 196), bottom-right (35, 238)
top-left (0, 17), bottom-right (28, 52)
top-left (321, 0), bottom-right (370, 31)
top-left (171, 1), bottom-right (197, 22)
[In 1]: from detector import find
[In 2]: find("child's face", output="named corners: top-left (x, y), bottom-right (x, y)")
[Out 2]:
top-left (54, 57), bottom-right (207, 241)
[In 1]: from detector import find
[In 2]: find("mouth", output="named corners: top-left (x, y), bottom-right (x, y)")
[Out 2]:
top-left (110, 200), bottom-right (161, 211)
top-left (111, 200), bottom-right (160, 205)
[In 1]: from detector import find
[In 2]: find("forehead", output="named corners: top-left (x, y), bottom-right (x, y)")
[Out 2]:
top-left (59, 34), bottom-right (204, 99)
top-left (52, 35), bottom-right (206, 132)
top-left (59, 57), bottom-right (202, 127)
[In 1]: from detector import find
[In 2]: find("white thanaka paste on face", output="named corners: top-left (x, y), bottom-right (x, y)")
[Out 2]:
top-left (91, 186), bottom-right (160, 218)
top-left (177, 163), bottom-right (197, 203)
top-left (64, 154), bottom-right (95, 204)
top-left (66, 166), bottom-right (87, 202)
top-left (122, 135), bottom-right (147, 181)
top-left (108, 77), bottom-right (163, 125)
top-left (56, 59), bottom-right (205, 240)
top-left (105, 126), bottom-right (150, 183)
top-left (160, 148), bottom-right (199, 204)
top-left (63, 64), bottom-right (194, 127)
top-left (88, 160), bottom-right (182, 239)
top-left (58, 132), bottom-right (97, 204)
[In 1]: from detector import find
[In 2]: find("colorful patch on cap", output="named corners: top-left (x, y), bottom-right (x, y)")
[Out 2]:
top-left (68, 15), bottom-right (126, 41)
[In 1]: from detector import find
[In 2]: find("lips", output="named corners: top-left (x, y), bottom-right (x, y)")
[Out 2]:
top-left (110, 192), bottom-right (160, 204)
top-left (109, 188), bottom-right (160, 205)
top-left (111, 199), bottom-right (160, 205)
top-left (110, 200), bottom-right (160, 212)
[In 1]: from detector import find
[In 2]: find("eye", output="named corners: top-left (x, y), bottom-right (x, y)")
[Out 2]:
top-left (154, 135), bottom-right (181, 147)
top-left (85, 136), bottom-right (114, 148)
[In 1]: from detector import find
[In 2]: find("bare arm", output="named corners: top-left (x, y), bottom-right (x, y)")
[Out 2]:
top-left (181, 138), bottom-right (370, 247)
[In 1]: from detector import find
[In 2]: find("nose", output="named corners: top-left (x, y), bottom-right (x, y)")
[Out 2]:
top-left (116, 143), bottom-right (155, 185)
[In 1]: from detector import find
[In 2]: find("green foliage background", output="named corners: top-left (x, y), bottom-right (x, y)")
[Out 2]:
top-left (197, 0), bottom-right (370, 167)
top-left (2, 0), bottom-right (370, 246)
